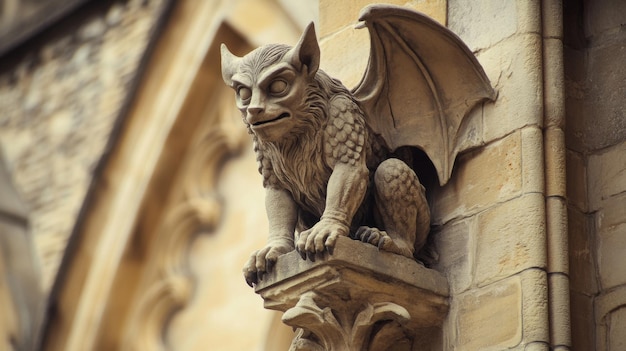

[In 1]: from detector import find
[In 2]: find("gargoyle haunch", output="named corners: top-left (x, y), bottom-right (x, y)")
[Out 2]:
top-left (221, 4), bottom-right (495, 287)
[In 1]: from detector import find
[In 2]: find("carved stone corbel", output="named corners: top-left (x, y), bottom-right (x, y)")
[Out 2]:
top-left (255, 236), bottom-right (449, 350)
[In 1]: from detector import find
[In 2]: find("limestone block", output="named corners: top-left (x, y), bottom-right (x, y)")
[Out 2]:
top-left (588, 141), bottom-right (626, 211)
top-left (569, 291), bottom-right (594, 351)
top-left (448, 269), bottom-right (549, 350)
top-left (595, 286), bottom-right (626, 350)
top-left (255, 236), bottom-right (449, 350)
top-left (319, 26), bottom-right (370, 89)
top-left (474, 193), bottom-right (546, 287)
top-left (565, 150), bottom-right (587, 212)
top-left (319, 0), bottom-right (406, 36)
top-left (608, 306), bottom-right (626, 351)
top-left (597, 221), bottom-right (626, 290)
top-left (478, 34), bottom-right (543, 142)
top-left (596, 192), bottom-right (626, 233)
top-left (431, 131), bottom-right (522, 225)
top-left (448, 0), bottom-right (519, 52)
top-left (453, 274), bottom-right (522, 350)
top-left (583, 34), bottom-right (626, 151)
top-left (449, 0), bottom-right (540, 51)
top-left (567, 207), bottom-right (598, 295)
top-left (433, 218), bottom-right (473, 294)
top-left (585, 0), bottom-right (626, 39)
top-left (319, 0), bottom-right (446, 37)
top-left (563, 46), bottom-right (587, 153)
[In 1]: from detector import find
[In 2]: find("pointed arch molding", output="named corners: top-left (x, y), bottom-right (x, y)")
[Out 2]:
top-left (43, 0), bottom-right (308, 350)
top-left (122, 124), bottom-right (247, 350)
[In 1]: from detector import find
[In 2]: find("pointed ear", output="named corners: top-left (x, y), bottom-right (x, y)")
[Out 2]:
top-left (221, 43), bottom-right (240, 86)
top-left (286, 23), bottom-right (320, 77)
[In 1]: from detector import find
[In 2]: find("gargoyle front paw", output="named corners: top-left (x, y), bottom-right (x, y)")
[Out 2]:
top-left (296, 220), bottom-right (349, 260)
top-left (243, 241), bottom-right (293, 287)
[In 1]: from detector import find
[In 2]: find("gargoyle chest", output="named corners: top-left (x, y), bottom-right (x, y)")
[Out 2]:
top-left (266, 143), bottom-right (332, 218)
top-left (260, 139), bottom-right (332, 217)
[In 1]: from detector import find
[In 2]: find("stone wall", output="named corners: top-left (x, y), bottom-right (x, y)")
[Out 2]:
top-left (565, 0), bottom-right (626, 349)
top-left (0, 0), bottom-right (169, 291)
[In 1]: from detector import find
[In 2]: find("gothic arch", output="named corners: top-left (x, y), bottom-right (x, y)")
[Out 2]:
top-left (42, 1), bottom-right (311, 350)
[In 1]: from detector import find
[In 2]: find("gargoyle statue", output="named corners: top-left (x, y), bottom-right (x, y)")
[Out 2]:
top-left (221, 5), bottom-right (495, 287)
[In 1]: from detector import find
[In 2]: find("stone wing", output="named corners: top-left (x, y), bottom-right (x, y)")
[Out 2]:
top-left (352, 4), bottom-right (496, 185)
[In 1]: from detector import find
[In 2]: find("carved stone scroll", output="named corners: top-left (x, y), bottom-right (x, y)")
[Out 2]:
top-left (255, 236), bottom-right (449, 350)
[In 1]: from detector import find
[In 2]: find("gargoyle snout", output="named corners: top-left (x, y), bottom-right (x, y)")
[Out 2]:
top-left (247, 106), bottom-right (264, 116)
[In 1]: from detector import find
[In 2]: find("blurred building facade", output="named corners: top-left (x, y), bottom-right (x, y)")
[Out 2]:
top-left (0, 0), bottom-right (624, 350)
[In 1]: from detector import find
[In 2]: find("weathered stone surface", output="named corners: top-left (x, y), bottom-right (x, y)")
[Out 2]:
top-left (563, 46), bottom-right (587, 153)
top-left (584, 0), bottom-right (626, 39)
top-left (583, 34), bottom-right (626, 151)
top-left (569, 291), bottom-right (594, 351)
top-left (454, 274), bottom-right (522, 350)
top-left (320, 0), bottom-right (405, 37)
top-left (595, 286), bottom-right (626, 350)
top-left (567, 207), bottom-right (598, 295)
top-left (431, 131), bottom-right (522, 225)
top-left (588, 140), bottom-right (626, 211)
top-left (608, 306), bottom-right (626, 351)
top-left (566, 149), bottom-right (588, 212)
top-left (568, 27), bottom-right (626, 153)
top-left (448, 0), bottom-right (519, 52)
top-left (433, 218), bottom-right (473, 294)
top-left (319, 0), bottom-right (446, 37)
top-left (475, 193), bottom-right (546, 287)
top-left (597, 221), bottom-right (626, 290)
top-left (0, 0), bottom-right (169, 291)
top-left (448, 269), bottom-right (549, 350)
top-left (479, 34), bottom-right (543, 142)
top-left (596, 192), bottom-right (626, 233)
top-left (320, 26), bottom-right (370, 89)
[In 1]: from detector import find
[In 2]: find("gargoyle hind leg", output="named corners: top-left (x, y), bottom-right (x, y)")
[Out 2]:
top-left (356, 158), bottom-right (430, 258)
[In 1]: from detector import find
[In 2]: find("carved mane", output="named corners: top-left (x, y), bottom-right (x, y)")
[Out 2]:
top-left (247, 45), bottom-right (352, 218)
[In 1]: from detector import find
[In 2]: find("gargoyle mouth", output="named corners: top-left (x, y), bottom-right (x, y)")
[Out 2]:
top-left (251, 112), bottom-right (290, 127)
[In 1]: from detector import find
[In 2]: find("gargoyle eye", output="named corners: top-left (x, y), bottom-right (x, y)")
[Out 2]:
top-left (238, 86), bottom-right (252, 101)
top-left (269, 79), bottom-right (288, 95)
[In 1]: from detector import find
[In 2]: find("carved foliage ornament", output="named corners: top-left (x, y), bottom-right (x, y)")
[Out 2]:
top-left (220, 4), bottom-right (494, 285)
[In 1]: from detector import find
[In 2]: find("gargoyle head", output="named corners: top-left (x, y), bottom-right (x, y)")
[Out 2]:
top-left (221, 23), bottom-right (321, 143)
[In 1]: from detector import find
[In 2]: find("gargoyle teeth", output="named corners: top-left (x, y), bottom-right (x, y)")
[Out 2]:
top-left (252, 112), bottom-right (290, 126)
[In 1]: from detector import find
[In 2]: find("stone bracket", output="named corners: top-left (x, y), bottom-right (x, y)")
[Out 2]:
top-left (255, 236), bottom-right (449, 350)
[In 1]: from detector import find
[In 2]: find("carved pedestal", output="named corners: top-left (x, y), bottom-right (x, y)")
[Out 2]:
top-left (255, 237), bottom-right (449, 351)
